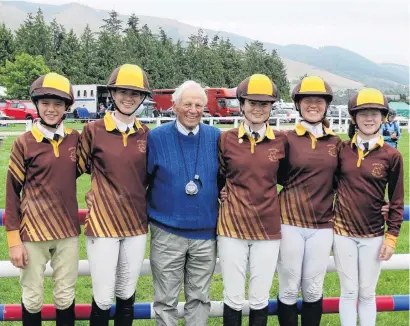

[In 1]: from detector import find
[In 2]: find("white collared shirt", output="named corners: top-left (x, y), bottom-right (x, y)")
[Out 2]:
top-left (176, 120), bottom-right (199, 135)
top-left (37, 120), bottom-right (65, 140)
top-left (111, 112), bottom-right (136, 133)
top-left (301, 120), bottom-right (324, 138)
top-left (244, 122), bottom-right (267, 139)
top-left (356, 134), bottom-right (381, 151)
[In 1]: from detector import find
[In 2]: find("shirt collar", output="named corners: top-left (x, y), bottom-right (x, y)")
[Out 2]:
top-left (351, 133), bottom-right (384, 150)
top-left (238, 122), bottom-right (275, 140)
top-left (243, 122), bottom-right (267, 139)
top-left (295, 122), bottom-right (335, 137)
top-left (104, 111), bottom-right (143, 133)
top-left (111, 112), bottom-right (137, 133)
top-left (32, 121), bottom-right (72, 143)
top-left (176, 120), bottom-right (199, 136)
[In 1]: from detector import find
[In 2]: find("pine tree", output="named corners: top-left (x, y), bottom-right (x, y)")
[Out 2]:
top-left (0, 23), bottom-right (15, 67)
top-left (15, 9), bottom-right (53, 62)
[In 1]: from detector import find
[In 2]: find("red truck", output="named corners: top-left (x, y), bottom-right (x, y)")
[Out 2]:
top-left (0, 100), bottom-right (38, 120)
top-left (151, 87), bottom-right (240, 117)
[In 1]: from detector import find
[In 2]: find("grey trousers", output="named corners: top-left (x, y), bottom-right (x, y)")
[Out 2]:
top-left (150, 224), bottom-right (216, 326)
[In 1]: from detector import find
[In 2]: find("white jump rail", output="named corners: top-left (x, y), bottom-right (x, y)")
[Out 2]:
top-left (0, 116), bottom-right (407, 136)
top-left (0, 119), bottom-right (33, 132)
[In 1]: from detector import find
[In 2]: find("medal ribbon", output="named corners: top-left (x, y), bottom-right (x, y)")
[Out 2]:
top-left (176, 121), bottom-right (201, 189)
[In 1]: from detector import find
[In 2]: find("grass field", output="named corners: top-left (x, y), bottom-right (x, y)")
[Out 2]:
top-left (0, 128), bottom-right (408, 325)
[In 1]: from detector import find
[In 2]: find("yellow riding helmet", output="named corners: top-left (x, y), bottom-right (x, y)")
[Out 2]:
top-left (292, 76), bottom-right (333, 104)
top-left (30, 72), bottom-right (74, 106)
top-left (236, 74), bottom-right (278, 102)
top-left (348, 88), bottom-right (389, 116)
top-left (107, 64), bottom-right (150, 94)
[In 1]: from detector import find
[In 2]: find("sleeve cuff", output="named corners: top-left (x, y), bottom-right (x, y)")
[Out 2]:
top-left (7, 230), bottom-right (22, 248)
top-left (384, 233), bottom-right (397, 249)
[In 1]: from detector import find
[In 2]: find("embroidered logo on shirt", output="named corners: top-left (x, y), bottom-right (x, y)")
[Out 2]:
top-left (137, 140), bottom-right (146, 153)
top-left (268, 148), bottom-right (279, 162)
top-left (68, 147), bottom-right (76, 162)
top-left (371, 163), bottom-right (385, 178)
top-left (327, 144), bottom-right (337, 157)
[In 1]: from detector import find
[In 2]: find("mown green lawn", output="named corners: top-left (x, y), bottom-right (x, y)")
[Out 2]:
top-left (0, 131), bottom-right (408, 325)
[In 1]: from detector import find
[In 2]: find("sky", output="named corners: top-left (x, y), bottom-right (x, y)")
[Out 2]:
top-left (5, 0), bottom-right (410, 66)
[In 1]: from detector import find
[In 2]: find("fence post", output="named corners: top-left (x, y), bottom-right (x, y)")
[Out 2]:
top-left (25, 120), bottom-right (33, 132)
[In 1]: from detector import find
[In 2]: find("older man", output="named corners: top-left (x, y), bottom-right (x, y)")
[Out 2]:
top-left (147, 80), bottom-right (221, 326)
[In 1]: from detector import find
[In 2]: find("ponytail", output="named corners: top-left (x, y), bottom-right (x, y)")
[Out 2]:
top-left (348, 120), bottom-right (356, 139)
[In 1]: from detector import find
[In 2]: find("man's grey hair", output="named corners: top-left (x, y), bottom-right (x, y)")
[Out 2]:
top-left (172, 80), bottom-right (208, 106)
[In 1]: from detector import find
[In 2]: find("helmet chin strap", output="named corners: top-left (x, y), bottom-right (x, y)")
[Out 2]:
top-left (109, 89), bottom-right (146, 117)
top-left (240, 103), bottom-right (270, 127)
top-left (34, 101), bottom-right (68, 129)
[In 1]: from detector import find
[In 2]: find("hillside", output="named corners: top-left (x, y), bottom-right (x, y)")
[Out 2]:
top-left (0, 1), bottom-right (408, 91)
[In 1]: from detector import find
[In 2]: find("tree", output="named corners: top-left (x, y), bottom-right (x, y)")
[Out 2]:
top-left (59, 29), bottom-right (82, 83)
top-left (50, 18), bottom-right (66, 56)
top-left (242, 41), bottom-right (267, 76)
top-left (78, 25), bottom-right (99, 83)
top-left (239, 41), bottom-right (290, 100)
top-left (95, 31), bottom-right (124, 83)
top-left (48, 18), bottom-right (66, 72)
top-left (125, 13), bottom-right (139, 34)
top-left (101, 10), bottom-right (123, 36)
top-left (215, 38), bottom-right (242, 87)
top-left (15, 9), bottom-right (53, 61)
top-left (172, 40), bottom-right (188, 85)
top-left (0, 53), bottom-right (50, 99)
top-left (210, 34), bottom-right (219, 49)
top-left (96, 10), bottom-right (124, 83)
top-left (2, 12), bottom-right (293, 96)
top-left (0, 23), bottom-right (15, 67)
top-left (137, 25), bottom-right (159, 86)
top-left (158, 28), bottom-right (168, 45)
top-left (299, 73), bottom-right (308, 80)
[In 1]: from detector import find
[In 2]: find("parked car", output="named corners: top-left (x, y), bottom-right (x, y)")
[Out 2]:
top-left (271, 109), bottom-right (298, 123)
top-left (0, 109), bottom-right (12, 120)
top-left (0, 100), bottom-right (38, 121)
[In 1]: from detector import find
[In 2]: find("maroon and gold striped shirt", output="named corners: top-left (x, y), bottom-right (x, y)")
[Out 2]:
top-left (5, 124), bottom-right (80, 247)
top-left (77, 112), bottom-right (149, 238)
top-left (279, 123), bottom-right (341, 229)
top-left (334, 134), bottom-right (404, 241)
top-left (217, 123), bottom-right (287, 240)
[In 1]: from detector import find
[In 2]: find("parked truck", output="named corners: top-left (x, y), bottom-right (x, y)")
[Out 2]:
top-left (71, 84), bottom-right (111, 119)
top-left (151, 87), bottom-right (240, 117)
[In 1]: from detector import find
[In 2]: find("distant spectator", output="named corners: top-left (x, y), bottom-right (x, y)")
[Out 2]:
top-left (73, 108), bottom-right (79, 119)
top-left (381, 109), bottom-right (400, 148)
top-left (97, 103), bottom-right (106, 119)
